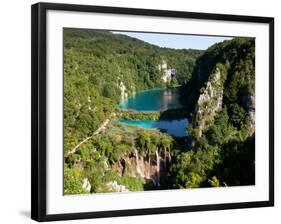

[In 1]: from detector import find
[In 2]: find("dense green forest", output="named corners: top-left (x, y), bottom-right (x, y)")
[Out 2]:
top-left (64, 29), bottom-right (202, 155)
top-left (63, 29), bottom-right (255, 194)
top-left (170, 37), bottom-right (255, 188)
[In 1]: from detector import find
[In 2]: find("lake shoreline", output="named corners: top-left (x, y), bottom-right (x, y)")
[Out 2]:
top-left (118, 118), bottom-right (189, 137)
top-left (117, 107), bottom-right (189, 121)
top-left (116, 86), bottom-right (189, 137)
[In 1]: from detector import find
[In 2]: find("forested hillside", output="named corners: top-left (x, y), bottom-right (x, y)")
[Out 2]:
top-left (64, 29), bottom-right (202, 155)
top-left (63, 29), bottom-right (255, 194)
top-left (170, 37), bottom-right (255, 188)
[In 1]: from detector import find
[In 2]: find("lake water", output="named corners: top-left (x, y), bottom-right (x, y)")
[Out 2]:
top-left (119, 119), bottom-right (188, 137)
top-left (118, 87), bottom-right (185, 111)
top-left (118, 87), bottom-right (189, 137)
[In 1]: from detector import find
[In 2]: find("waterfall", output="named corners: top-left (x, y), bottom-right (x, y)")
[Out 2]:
top-left (134, 149), bottom-right (163, 187)
top-left (156, 150), bottom-right (160, 186)
top-left (135, 149), bottom-right (144, 178)
top-left (168, 151), bottom-right (171, 164)
top-left (140, 156), bottom-right (145, 177)
top-left (148, 155), bottom-right (151, 177)
top-left (119, 81), bottom-right (128, 103)
top-left (135, 149), bottom-right (141, 176)
top-left (164, 148), bottom-right (166, 168)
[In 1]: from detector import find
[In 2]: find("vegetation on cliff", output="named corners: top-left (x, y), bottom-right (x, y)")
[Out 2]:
top-left (63, 29), bottom-right (255, 194)
top-left (170, 37), bottom-right (255, 188)
top-left (65, 121), bottom-right (173, 194)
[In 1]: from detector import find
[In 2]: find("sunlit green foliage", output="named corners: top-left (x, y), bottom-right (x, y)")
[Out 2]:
top-left (63, 29), bottom-right (201, 155)
top-left (64, 164), bottom-right (87, 195)
top-left (64, 29), bottom-right (255, 194)
top-left (65, 120), bottom-right (174, 193)
top-left (170, 37), bottom-right (255, 188)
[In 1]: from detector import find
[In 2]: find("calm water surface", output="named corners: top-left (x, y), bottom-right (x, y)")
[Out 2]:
top-left (118, 87), bottom-right (188, 137)
top-left (119, 118), bottom-right (188, 137)
top-left (118, 87), bottom-right (185, 111)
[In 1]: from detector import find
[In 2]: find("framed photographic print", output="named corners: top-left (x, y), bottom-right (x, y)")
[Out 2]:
top-left (31, 2), bottom-right (274, 222)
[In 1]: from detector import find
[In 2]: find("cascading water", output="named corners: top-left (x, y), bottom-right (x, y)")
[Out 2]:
top-left (148, 155), bottom-right (151, 177)
top-left (133, 149), bottom-right (166, 187)
top-left (135, 149), bottom-right (144, 178)
top-left (168, 152), bottom-right (171, 164)
top-left (155, 150), bottom-right (160, 186)
top-left (147, 154), bottom-right (156, 186)
top-left (164, 148), bottom-right (167, 168)
top-left (140, 156), bottom-right (145, 177)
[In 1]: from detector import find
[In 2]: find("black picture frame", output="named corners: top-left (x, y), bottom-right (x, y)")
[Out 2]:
top-left (31, 2), bottom-right (274, 222)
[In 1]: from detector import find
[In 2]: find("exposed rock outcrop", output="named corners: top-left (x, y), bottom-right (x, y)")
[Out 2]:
top-left (158, 60), bottom-right (176, 83)
top-left (194, 67), bottom-right (225, 137)
top-left (243, 94), bottom-right (255, 136)
top-left (107, 181), bottom-right (129, 192)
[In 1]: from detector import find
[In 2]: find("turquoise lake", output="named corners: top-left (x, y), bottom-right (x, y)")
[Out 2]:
top-left (118, 87), bottom-right (186, 111)
top-left (119, 119), bottom-right (189, 137)
top-left (118, 87), bottom-right (189, 137)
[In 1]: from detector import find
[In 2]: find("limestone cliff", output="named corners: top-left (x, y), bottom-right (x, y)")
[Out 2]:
top-left (193, 67), bottom-right (225, 137)
top-left (158, 60), bottom-right (176, 83)
top-left (107, 181), bottom-right (129, 192)
top-left (243, 94), bottom-right (255, 137)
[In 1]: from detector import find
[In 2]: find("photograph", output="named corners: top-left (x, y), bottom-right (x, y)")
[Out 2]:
top-left (63, 28), bottom-right (255, 195)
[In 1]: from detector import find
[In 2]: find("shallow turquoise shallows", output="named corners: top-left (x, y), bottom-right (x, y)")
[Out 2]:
top-left (119, 119), bottom-right (188, 137)
top-left (118, 87), bottom-right (185, 111)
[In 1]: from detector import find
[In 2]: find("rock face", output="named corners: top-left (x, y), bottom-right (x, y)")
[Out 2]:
top-left (243, 94), bottom-right (255, 136)
top-left (193, 65), bottom-right (255, 139)
top-left (112, 149), bottom-right (171, 187)
top-left (194, 67), bottom-right (225, 137)
top-left (158, 60), bottom-right (176, 83)
top-left (107, 181), bottom-right (129, 192)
